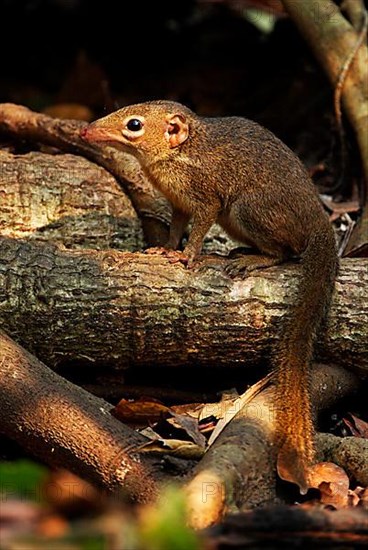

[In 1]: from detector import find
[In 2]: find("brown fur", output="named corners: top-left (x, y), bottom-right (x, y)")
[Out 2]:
top-left (82, 100), bottom-right (338, 491)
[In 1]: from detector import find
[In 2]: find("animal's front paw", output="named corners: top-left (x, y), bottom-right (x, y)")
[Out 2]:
top-left (145, 246), bottom-right (170, 256)
top-left (145, 247), bottom-right (189, 266)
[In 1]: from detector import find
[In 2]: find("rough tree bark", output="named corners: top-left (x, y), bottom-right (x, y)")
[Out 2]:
top-left (0, 150), bottom-right (143, 250)
top-left (0, 102), bottom-right (170, 247)
top-left (0, 237), bottom-right (366, 375)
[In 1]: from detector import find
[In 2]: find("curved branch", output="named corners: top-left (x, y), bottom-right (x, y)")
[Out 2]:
top-left (0, 103), bottom-right (170, 246)
top-left (0, 330), bottom-right (160, 502)
top-left (282, 0), bottom-right (368, 186)
top-left (282, 0), bottom-right (368, 254)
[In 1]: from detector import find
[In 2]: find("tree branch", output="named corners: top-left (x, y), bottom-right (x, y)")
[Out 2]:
top-left (0, 103), bottom-right (170, 246)
top-left (0, 237), bottom-right (366, 374)
top-left (0, 330), bottom-right (160, 502)
top-left (281, 0), bottom-right (368, 252)
top-left (282, 0), bottom-right (368, 185)
top-left (0, 149), bottom-right (143, 250)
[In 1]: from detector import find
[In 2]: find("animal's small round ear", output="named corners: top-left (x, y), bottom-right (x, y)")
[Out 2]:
top-left (165, 114), bottom-right (189, 148)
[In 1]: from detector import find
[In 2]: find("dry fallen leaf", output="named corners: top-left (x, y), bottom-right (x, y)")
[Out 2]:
top-left (167, 412), bottom-right (207, 448)
top-left (344, 414), bottom-right (368, 438)
top-left (277, 451), bottom-right (351, 504)
top-left (199, 388), bottom-right (240, 424)
top-left (207, 375), bottom-right (272, 446)
top-left (308, 462), bottom-right (350, 508)
top-left (170, 402), bottom-right (204, 418)
top-left (137, 438), bottom-right (205, 460)
top-left (112, 398), bottom-right (170, 425)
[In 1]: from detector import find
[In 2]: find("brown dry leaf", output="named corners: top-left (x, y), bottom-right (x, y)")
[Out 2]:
top-left (198, 417), bottom-right (218, 436)
top-left (170, 402), bottom-right (204, 418)
top-left (344, 414), bottom-right (368, 438)
top-left (199, 388), bottom-right (240, 425)
top-left (207, 374), bottom-right (272, 446)
top-left (347, 486), bottom-right (368, 507)
top-left (308, 462), bottom-right (350, 508)
top-left (139, 426), bottom-right (161, 440)
top-left (168, 412), bottom-right (207, 448)
top-left (112, 398), bottom-right (170, 425)
top-left (137, 438), bottom-right (205, 460)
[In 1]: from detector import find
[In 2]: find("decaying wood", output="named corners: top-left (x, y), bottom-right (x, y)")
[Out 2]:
top-left (0, 150), bottom-right (143, 250)
top-left (0, 102), bottom-right (170, 247)
top-left (0, 237), bottom-right (367, 374)
top-left (185, 364), bottom-right (360, 529)
top-left (0, 330), bottom-right (160, 502)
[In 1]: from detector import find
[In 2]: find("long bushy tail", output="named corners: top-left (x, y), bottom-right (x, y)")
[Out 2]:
top-left (275, 226), bottom-right (338, 492)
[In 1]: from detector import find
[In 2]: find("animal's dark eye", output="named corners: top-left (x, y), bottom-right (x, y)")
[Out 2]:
top-left (126, 118), bottom-right (143, 132)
